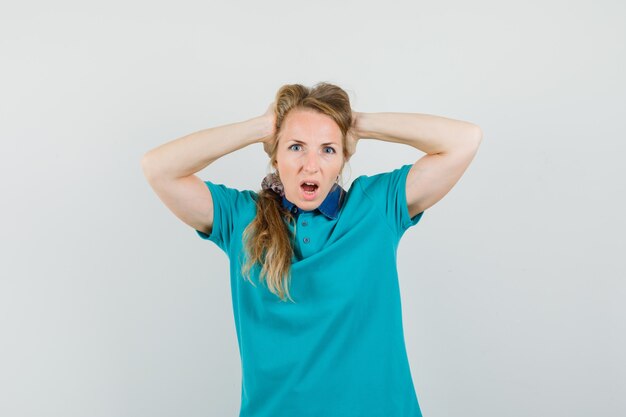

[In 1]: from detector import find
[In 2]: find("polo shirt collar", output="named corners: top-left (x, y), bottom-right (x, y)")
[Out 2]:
top-left (281, 182), bottom-right (345, 219)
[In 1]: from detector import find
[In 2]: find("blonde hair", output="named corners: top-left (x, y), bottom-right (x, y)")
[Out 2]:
top-left (240, 82), bottom-right (354, 302)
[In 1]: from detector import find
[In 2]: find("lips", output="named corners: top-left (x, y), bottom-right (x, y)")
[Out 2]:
top-left (300, 182), bottom-right (319, 193)
top-left (300, 179), bottom-right (320, 187)
top-left (300, 182), bottom-right (318, 199)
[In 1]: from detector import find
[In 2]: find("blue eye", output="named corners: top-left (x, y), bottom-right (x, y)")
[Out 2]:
top-left (288, 144), bottom-right (336, 154)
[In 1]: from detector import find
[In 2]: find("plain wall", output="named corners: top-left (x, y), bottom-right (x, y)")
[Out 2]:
top-left (1, 1), bottom-right (624, 416)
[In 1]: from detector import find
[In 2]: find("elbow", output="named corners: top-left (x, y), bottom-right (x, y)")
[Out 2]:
top-left (141, 153), bottom-right (157, 180)
top-left (464, 124), bottom-right (483, 147)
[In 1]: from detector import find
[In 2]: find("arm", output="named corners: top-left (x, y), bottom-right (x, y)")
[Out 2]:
top-left (353, 112), bottom-right (482, 217)
top-left (141, 115), bottom-right (273, 180)
top-left (141, 107), bottom-right (274, 235)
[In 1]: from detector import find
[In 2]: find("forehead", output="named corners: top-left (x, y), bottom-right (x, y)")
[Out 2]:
top-left (281, 109), bottom-right (342, 143)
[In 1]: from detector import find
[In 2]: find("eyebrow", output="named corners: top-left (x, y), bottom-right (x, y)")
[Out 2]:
top-left (288, 139), bottom-right (339, 146)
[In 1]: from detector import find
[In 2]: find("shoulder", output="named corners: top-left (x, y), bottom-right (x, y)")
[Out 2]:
top-left (344, 164), bottom-right (422, 236)
top-left (350, 164), bottom-right (413, 195)
top-left (202, 181), bottom-right (260, 220)
top-left (205, 181), bottom-right (258, 201)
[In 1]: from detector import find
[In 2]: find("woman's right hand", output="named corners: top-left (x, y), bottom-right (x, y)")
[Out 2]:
top-left (259, 101), bottom-right (277, 157)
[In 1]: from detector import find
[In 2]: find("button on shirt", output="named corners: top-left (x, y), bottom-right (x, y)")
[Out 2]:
top-left (196, 164), bottom-right (425, 417)
top-left (279, 181), bottom-right (346, 260)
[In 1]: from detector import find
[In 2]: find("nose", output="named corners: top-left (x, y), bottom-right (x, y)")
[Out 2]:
top-left (303, 150), bottom-right (320, 173)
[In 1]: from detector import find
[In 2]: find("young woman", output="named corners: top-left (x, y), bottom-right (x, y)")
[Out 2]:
top-left (142, 82), bottom-right (482, 417)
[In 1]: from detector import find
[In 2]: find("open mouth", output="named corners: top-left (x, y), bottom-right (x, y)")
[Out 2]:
top-left (301, 182), bottom-right (319, 195)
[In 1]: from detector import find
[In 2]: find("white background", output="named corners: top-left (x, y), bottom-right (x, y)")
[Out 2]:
top-left (1, 1), bottom-right (624, 416)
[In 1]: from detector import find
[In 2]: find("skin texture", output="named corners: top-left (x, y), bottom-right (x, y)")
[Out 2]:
top-left (273, 108), bottom-right (346, 212)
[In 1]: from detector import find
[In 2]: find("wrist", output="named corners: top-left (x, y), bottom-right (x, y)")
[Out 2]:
top-left (353, 111), bottom-right (372, 139)
top-left (246, 116), bottom-right (275, 143)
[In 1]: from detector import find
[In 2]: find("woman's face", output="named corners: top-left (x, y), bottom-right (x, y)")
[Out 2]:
top-left (274, 108), bottom-right (345, 211)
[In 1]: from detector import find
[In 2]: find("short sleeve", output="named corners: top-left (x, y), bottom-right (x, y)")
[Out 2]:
top-left (194, 180), bottom-right (257, 254)
top-left (358, 163), bottom-right (424, 237)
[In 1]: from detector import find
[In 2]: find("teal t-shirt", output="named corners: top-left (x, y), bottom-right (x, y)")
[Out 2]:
top-left (196, 163), bottom-right (425, 417)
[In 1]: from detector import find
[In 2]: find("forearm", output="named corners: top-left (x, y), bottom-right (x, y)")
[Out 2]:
top-left (356, 112), bottom-right (482, 154)
top-left (141, 116), bottom-right (271, 179)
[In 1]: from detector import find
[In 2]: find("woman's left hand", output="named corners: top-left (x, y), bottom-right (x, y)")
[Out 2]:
top-left (346, 111), bottom-right (361, 161)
